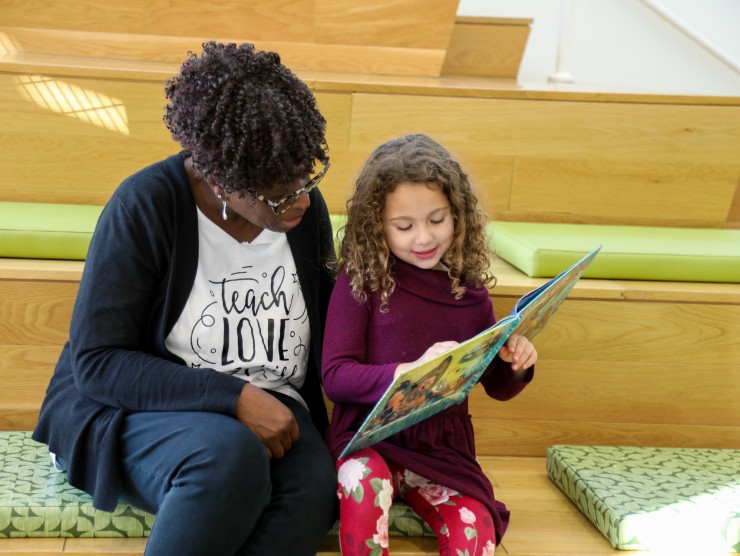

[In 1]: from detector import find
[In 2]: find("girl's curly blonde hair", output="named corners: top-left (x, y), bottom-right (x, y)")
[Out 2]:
top-left (339, 134), bottom-right (495, 310)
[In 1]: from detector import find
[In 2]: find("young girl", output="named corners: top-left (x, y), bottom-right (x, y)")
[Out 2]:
top-left (322, 134), bottom-right (537, 556)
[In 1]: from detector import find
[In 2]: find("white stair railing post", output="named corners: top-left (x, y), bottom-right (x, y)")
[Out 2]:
top-left (549, 0), bottom-right (575, 83)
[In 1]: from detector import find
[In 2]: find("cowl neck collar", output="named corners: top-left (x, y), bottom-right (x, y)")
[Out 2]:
top-left (390, 259), bottom-right (489, 308)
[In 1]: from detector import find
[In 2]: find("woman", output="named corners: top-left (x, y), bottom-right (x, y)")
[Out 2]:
top-left (32, 42), bottom-right (337, 556)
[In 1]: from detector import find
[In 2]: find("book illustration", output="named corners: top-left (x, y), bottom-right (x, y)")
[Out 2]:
top-left (338, 245), bottom-right (602, 459)
top-left (341, 318), bottom-right (518, 457)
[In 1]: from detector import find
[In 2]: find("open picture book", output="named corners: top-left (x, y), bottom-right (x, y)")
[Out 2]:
top-left (338, 245), bottom-right (602, 459)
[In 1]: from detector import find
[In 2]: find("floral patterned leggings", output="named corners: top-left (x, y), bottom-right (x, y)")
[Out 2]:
top-left (336, 447), bottom-right (497, 556)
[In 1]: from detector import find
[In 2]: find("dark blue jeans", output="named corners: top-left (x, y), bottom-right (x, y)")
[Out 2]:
top-left (118, 394), bottom-right (337, 556)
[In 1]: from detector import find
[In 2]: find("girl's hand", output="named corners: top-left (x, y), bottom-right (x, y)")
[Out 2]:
top-left (498, 334), bottom-right (537, 371)
top-left (394, 341), bottom-right (459, 379)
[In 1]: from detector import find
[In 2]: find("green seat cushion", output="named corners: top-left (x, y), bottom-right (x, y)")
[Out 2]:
top-left (329, 213), bottom-right (346, 230)
top-left (0, 201), bottom-right (102, 260)
top-left (0, 432), bottom-right (433, 538)
top-left (547, 445), bottom-right (740, 552)
top-left (330, 213), bottom-right (346, 253)
top-left (0, 432), bottom-right (153, 538)
top-left (0, 203), bottom-right (347, 262)
top-left (490, 221), bottom-right (740, 283)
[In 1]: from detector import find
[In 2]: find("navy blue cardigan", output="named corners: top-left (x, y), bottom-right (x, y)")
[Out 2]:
top-left (33, 153), bottom-right (335, 511)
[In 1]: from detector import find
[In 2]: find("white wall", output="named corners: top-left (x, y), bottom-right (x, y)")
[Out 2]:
top-left (458, 0), bottom-right (740, 96)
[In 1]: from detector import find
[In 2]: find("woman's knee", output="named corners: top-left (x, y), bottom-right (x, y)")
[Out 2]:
top-left (281, 443), bottom-right (336, 511)
top-left (121, 412), bottom-right (273, 518)
top-left (281, 412), bottom-right (337, 502)
top-left (174, 415), bottom-right (271, 499)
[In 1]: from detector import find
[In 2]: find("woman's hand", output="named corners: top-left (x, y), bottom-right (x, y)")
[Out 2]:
top-left (394, 341), bottom-right (459, 379)
top-left (235, 384), bottom-right (299, 459)
top-left (498, 334), bottom-right (537, 371)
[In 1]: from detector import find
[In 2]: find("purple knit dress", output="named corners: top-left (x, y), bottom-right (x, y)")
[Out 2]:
top-left (322, 259), bottom-right (533, 542)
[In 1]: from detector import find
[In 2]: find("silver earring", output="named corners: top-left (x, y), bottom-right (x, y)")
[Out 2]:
top-left (218, 195), bottom-right (228, 221)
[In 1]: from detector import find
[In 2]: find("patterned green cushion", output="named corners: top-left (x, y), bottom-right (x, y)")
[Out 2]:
top-left (490, 221), bottom-right (740, 283)
top-left (0, 432), bottom-right (433, 538)
top-left (547, 445), bottom-right (740, 552)
top-left (0, 432), bottom-right (154, 537)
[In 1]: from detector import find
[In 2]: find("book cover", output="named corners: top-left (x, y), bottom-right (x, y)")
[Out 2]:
top-left (338, 245), bottom-right (602, 459)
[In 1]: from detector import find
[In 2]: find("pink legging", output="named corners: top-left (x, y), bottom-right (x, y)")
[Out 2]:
top-left (336, 447), bottom-right (497, 556)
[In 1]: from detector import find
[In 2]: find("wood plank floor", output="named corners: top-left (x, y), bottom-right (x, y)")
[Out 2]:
top-left (1, 456), bottom-right (736, 555)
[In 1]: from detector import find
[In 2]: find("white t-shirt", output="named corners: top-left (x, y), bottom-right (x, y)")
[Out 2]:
top-left (166, 208), bottom-right (310, 407)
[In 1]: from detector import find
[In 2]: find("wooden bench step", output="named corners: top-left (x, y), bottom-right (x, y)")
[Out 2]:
top-left (0, 25), bottom-right (449, 78)
top-left (3, 47), bottom-right (739, 223)
top-left (2, 255), bottom-right (740, 453)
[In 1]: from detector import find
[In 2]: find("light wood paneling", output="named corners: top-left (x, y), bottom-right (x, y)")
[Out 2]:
top-left (314, 0), bottom-right (458, 49)
top-left (0, 272), bottom-right (74, 428)
top-left (727, 180), bottom-right (740, 229)
top-left (0, 0), bottom-right (150, 34)
top-left (349, 95), bottom-right (740, 163)
top-left (472, 357), bottom-right (740, 428)
top-left (1, 31), bottom-right (737, 106)
top-left (1, 26), bottom-right (210, 64)
top-left (142, 0), bottom-right (315, 41)
top-left (0, 70), bottom-right (175, 205)
top-left (0, 67), bottom-right (356, 208)
top-left (313, 91), bottom-right (357, 213)
top-left (493, 299), bottom-right (740, 365)
top-left (467, 292), bottom-right (740, 454)
top-left (472, 418), bottom-right (740, 457)
top-left (0, 26), bottom-right (451, 77)
top-left (0, 280), bottom-right (77, 344)
top-left (0, 258), bottom-right (84, 281)
top-left (0, 538), bottom-right (66, 554)
top-left (62, 537), bottom-right (148, 555)
top-left (2, 51), bottom-right (739, 223)
top-left (511, 157), bottom-right (738, 227)
top-left (0, 0), bottom-right (461, 77)
top-left (442, 16), bottom-right (532, 78)
top-left (1, 347), bottom-right (57, 396)
top-left (0, 406), bottom-right (40, 430)
top-left (1, 0), bottom-right (459, 48)
top-left (348, 93), bottom-right (740, 226)
top-left (0, 0), bottom-right (374, 43)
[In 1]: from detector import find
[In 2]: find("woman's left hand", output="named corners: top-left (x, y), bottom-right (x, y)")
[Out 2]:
top-left (498, 334), bottom-right (537, 371)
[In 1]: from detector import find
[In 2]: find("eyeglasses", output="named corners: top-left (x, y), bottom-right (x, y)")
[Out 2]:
top-left (252, 161), bottom-right (330, 215)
